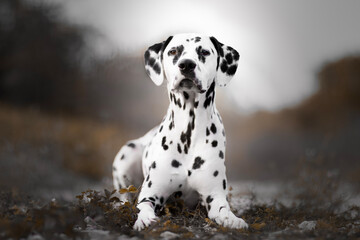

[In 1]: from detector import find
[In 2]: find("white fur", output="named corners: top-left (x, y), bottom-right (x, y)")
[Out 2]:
top-left (112, 33), bottom-right (247, 230)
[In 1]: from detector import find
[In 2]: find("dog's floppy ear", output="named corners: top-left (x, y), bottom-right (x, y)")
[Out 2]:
top-left (210, 36), bottom-right (240, 87)
top-left (144, 36), bottom-right (173, 86)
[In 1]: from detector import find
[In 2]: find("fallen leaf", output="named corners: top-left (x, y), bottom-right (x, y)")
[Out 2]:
top-left (251, 222), bottom-right (266, 230)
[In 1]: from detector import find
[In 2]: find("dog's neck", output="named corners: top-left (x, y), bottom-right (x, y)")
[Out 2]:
top-left (165, 81), bottom-right (216, 134)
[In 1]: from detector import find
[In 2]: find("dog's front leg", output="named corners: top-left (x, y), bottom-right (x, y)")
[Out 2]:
top-left (189, 161), bottom-right (248, 229)
top-left (134, 160), bottom-right (178, 231)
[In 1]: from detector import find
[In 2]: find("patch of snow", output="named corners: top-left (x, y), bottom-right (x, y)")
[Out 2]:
top-left (84, 216), bottom-right (103, 230)
top-left (27, 234), bottom-right (45, 240)
top-left (298, 220), bottom-right (316, 231)
top-left (82, 229), bottom-right (110, 239)
top-left (160, 231), bottom-right (180, 239)
top-left (230, 195), bottom-right (252, 215)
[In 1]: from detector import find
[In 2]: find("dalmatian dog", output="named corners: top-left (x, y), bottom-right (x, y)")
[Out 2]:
top-left (112, 33), bottom-right (248, 230)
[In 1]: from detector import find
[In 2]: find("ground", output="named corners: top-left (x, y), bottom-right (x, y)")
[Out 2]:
top-left (1, 178), bottom-right (359, 240)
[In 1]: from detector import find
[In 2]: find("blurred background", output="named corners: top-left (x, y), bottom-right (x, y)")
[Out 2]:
top-left (0, 0), bottom-right (359, 200)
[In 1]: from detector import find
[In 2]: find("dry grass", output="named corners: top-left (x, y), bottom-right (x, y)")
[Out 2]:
top-left (1, 181), bottom-right (359, 240)
top-left (0, 103), bottom-right (129, 179)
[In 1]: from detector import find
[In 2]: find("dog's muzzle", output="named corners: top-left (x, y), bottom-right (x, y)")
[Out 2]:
top-left (176, 78), bottom-right (205, 93)
top-left (179, 78), bottom-right (195, 88)
top-left (172, 59), bottom-right (205, 93)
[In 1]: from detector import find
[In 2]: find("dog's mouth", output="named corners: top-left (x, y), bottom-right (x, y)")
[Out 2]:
top-left (176, 78), bottom-right (205, 93)
top-left (179, 78), bottom-right (195, 89)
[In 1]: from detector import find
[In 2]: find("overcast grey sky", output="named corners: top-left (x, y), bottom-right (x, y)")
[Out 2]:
top-left (50, 0), bottom-right (360, 114)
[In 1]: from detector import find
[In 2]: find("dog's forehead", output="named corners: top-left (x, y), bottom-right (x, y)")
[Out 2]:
top-left (166, 34), bottom-right (213, 50)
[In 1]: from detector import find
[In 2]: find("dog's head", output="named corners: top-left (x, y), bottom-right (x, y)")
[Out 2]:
top-left (144, 33), bottom-right (239, 93)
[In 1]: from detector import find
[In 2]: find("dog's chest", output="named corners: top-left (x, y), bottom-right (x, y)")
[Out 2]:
top-left (142, 106), bottom-right (225, 178)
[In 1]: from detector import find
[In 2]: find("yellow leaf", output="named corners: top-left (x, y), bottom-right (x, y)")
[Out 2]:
top-left (163, 220), bottom-right (172, 227)
top-left (119, 189), bottom-right (128, 194)
top-left (251, 222), bottom-right (266, 230)
top-left (205, 218), bottom-right (214, 225)
top-left (128, 185), bottom-right (138, 193)
top-left (165, 207), bottom-right (171, 217)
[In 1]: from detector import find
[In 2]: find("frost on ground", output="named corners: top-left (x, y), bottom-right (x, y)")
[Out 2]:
top-left (0, 179), bottom-right (360, 240)
top-left (298, 221), bottom-right (317, 231)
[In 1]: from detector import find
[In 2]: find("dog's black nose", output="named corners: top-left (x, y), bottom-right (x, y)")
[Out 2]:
top-left (178, 59), bottom-right (196, 73)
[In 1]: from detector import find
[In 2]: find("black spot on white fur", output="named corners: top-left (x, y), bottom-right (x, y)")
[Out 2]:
top-left (210, 123), bottom-right (217, 134)
top-left (192, 157), bottom-right (205, 169)
top-left (172, 159), bottom-right (181, 168)
top-left (184, 145), bottom-right (188, 154)
top-left (223, 179), bottom-right (226, 190)
top-left (177, 143), bottom-right (182, 154)
top-left (219, 151), bottom-right (224, 159)
top-left (194, 101), bottom-right (199, 108)
top-left (169, 110), bottom-right (175, 130)
top-left (127, 143), bottom-right (136, 148)
top-left (162, 136), bottom-right (169, 150)
top-left (180, 119), bottom-right (193, 154)
top-left (204, 81), bottom-right (215, 109)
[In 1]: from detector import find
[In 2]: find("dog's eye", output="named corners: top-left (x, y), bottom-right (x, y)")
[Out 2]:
top-left (168, 49), bottom-right (177, 56)
top-left (201, 49), bottom-right (210, 56)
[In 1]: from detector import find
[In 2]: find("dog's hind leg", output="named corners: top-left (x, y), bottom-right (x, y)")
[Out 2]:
top-left (112, 126), bottom-right (158, 202)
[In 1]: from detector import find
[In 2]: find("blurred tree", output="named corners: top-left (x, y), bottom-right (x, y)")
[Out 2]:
top-left (226, 56), bottom-right (360, 180)
top-left (291, 56), bottom-right (360, 131)
top-left (0, 0), bottom-right (167, 130)
top-left (0, 0), bottom-right (87, 114)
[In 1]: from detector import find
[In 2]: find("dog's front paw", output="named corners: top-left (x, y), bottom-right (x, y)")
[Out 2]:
top-left (133, 205), bottom-right (158, 231)
top-left (213, 208), bottom-right (248, 229)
